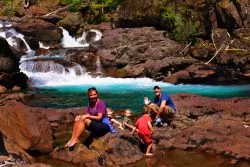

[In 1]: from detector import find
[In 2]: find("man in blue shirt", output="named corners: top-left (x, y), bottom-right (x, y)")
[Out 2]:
top-left (153, 85), bottom-right (176, 126)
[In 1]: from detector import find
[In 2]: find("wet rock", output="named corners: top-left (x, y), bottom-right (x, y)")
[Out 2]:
top-left (51, 144), bottom-right (101, 166)
top-left (14, 19), bottom-right (62, 43)
top-left (57, 12), bottom-right (84, 35)
top-left (0, 37), bottom-right (19, 73)
top-left (65, 51), bottom-right (97, 71)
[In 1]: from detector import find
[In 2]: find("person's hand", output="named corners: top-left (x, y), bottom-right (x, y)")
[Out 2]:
top-left (130, 127), bottom-right (136, 134)
top-left (75, 114), bottom-right (90, 121)
top-left (119, 125), bottom-right (124, 130)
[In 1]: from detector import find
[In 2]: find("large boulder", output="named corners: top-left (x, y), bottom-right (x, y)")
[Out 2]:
top-left (0, 72), bottom-right (28, 90)
top-left (51, 131), bottom-right (143, 166)
top-left (0, 37), bottom-right (19, 73)
top-left (14, 19), bottom-right (62, 44)
top-left (57, 12), bottom-right (84, 35)
top-left (92, 27), bottom-right (195, 79)
top-left (0, 96), bottom-right (53, 152)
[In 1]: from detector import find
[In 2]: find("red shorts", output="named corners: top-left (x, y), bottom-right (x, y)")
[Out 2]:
top-left (138, 132), bottom-right (152, 144)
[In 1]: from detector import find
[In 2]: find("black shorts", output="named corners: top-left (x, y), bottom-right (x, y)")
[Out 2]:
top-left (87, 120), bottom-right (110, 137)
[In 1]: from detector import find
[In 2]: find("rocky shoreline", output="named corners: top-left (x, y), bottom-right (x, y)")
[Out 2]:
top-left (0, 93), bottom-right (249, 166)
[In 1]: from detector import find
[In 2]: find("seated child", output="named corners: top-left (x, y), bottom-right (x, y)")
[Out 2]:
top-left (122, 109), bottom-right (136, 134)
top-left (135, 105), bottom-right (156, 156)
top-left (107, 108), bottom-right (123, 130)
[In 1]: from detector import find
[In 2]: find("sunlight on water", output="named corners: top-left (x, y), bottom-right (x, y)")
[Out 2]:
top-left (26, 75), bottom-right (250, 111)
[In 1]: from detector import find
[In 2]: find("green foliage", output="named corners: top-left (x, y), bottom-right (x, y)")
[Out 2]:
top-left (60, 0), bottom-right (81, 5)
top-left (160, 3), bottom-right (199, 42)
top-left (0, 0), bottom-right (9, 5)
top-left (0, 7), bottom-right (15, 16)
top-left (87, 0), bottom-right (121, 23)
top-left (0, 0), bottom-right (17, 16)
top-left (59, 0), bottom-right (121, 23)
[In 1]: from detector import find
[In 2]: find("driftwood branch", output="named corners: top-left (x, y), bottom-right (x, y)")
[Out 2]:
top-left (225, 48), bottom-right (248, 52)
top-left (205, 44), bottom-right (226, 65)
top-left (211, 30), bottom-right (217, 50)
top-left (179, 42), bottom-right (192, 55)
top-left (43, 4), bottom-right (75, 17)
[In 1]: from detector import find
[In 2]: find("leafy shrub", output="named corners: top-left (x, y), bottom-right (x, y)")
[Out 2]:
top-left (160, 3), bottom-right (199, 42)
top-left (0, 0), bottom-right (18, 16)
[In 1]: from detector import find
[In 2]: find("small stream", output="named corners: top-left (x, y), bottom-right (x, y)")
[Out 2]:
top-left (34, 149), bottom-right (250, 167)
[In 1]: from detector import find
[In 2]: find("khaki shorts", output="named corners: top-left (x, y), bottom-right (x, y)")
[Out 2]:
top-left (148, 104), bottom-right (175, 122)
top-left (161, 106), bottom-right (175, 122)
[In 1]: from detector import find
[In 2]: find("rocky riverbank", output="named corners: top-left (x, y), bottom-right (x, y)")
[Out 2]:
top-left (0, 93), bottom-right (249, 166)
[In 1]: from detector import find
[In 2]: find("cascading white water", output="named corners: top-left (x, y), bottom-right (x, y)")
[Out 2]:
top-left (39, 41), bottom-right (50, 49)
top-left (95, 55), bottom-right (103, 74)
top-left (1, 21), bottom-right (106, 86)
top-left (61, 27), bottom-right (89, 48)
top-left (90, 29), bottom-right (102, 41)
top-left (0, 28), bottom-right (32, 52)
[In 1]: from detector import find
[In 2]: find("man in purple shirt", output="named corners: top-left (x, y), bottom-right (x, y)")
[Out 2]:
top-left (153, 85), bottom-right (176, 126)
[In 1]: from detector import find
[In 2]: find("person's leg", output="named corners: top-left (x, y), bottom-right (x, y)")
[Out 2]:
top-left (145, 143), bottom-right (153, 156)
top-left (65, 121), bottom-right (79, 147)
top-left (66, 119), bottom-right (91, 147)
top-left (161, 106), bottom-right (175, 125)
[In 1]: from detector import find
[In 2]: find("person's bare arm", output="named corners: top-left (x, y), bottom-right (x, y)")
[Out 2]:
top-left (89, 113), bottom-right (103, 121)
top-left (111, 118), bottom-right (124, 129)
top-left (147, 121), bottom-right (153, 133)
top-left (123, 122), bottom-right (135, 130)
top-left (157, 100), bottom-right (166, 117)
top-left (149, 104), bottom-right (158, 114)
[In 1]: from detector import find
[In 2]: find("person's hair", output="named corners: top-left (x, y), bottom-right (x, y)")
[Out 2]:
top-left (107, 108), bottom-right (114, 114)
top-left (125, 109), bottom-right (132, 114)
top-left (153, 85), bottom-right (161, 90)
top-left (142, 105), bottom-right (151, 114)
top-left (142, 105), bottom-right (157, 119)
top-left (87, 87), bottom-right (98, 96)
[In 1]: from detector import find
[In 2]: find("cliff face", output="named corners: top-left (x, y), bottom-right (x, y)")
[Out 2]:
top-left (116, 0), bottom-right (250, 36)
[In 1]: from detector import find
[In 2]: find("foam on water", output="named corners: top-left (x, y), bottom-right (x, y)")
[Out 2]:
top-left (61, 27), bottom-right (89, 48)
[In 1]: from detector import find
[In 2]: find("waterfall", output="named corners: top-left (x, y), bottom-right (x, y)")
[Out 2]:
top-left (1, 21), bottom-right (106, 86)
top-left (95, 55), bottom-right (103, 75)
top-left (61, 27), bottom-right (89, 48)
top-left (0, 28), bottom-right (32, 52)
top-left (90, 29), bottom-right (102, 41)
top-left (39, 41), bottom-right (50, 49)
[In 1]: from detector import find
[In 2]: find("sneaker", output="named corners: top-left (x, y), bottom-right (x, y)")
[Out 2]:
top-left (154, 118), bottom-right (163, 127)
